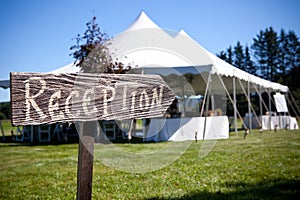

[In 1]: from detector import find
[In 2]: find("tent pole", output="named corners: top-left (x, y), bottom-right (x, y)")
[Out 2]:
top-left (200, 73), bottom-right (210, 117)
top-left (202, 72), bottom-right (212, 140)
top-left (284, 93), bottom-right (291, 117)
top-left (284, 93), bottom-right (292, 129)
top-left (287, 91), bottom-right (300, 117)
top-left (211, 94), bottom-right (215, 111)
top-left (216, 74), bottom-right (247, 130)
top-left (268, 88), bottom-right (272, 130)
top-left (259, 85), bottom-right (263, 130)
top-left (237, 78), bottom-right (261, 131)
top-left (253, 84), bottom-right (269, 114)
top-left (259, 85), bottom-right (263, 119)
top-left (247, 80), bottom-right (252, 134)
top-left (233, 77), bottom-right (238, 136)
top-left (203, 86), bottom-right (210, 140)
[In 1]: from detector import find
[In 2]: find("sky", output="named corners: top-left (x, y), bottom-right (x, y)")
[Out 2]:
top-left (0, 0), bottom-right (300, 102)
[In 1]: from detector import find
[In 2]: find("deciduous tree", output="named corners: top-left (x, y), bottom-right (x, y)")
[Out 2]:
top-left (70, 16), bottom-right (111, 73)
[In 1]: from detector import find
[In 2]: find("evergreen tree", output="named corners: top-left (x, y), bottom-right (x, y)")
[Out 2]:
top-left (277, 29), bottom-right (289, 81)
top-left (216, 50), bottom-right (227, 61)
top-left (233, 41), bottom-right (245, 70)
top-left (252, 30), bottom-right (268, 79)
top-left (286, 30), bottom-right (300, 72)
top-left (244, 45), bottom-right (256, 75)
top-left (252, 27), bottom-right (279, 81)
top-left (270, 29), bottom-right (300, 84)
top-left (285, 31), bottom-right (300, 88)
top-left (265, 27), bottom-right (279, 81)
top-left (226, 46), bottom-right (233, 65)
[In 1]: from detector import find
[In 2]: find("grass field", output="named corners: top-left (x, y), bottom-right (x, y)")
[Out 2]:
top-left (0, 129), bottom-right (299, 199)
top-left (0, 120), bottom-right (17, 136)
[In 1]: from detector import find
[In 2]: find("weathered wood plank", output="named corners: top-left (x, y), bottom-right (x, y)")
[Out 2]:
top-left (10, 72), bottom-right (175, 126)
top-left (76, 121), bottom-right (96, 200)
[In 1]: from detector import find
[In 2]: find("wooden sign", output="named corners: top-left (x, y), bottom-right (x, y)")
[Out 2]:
top-left (10, 72), bottom-right (175, 126)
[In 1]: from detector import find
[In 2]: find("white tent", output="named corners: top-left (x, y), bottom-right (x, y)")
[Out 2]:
top-left (109, 11), bottom-right (288, 93)
top-left (105, 11), bottom-right (297, 140)
top-left (50, 62), bottom-right (80, 73)
top-left (53, 12), bottom-right (288, 109)
top-left (54, 11), bottom-right (287, 93)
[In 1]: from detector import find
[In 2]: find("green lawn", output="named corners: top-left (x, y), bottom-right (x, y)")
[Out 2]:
top-left (0, 120), bottom-right (17, 136)
top-left (0, 129), bottom-right (299, 199)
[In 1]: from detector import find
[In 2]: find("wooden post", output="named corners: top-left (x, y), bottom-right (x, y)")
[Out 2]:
top-left (77, 121), bottom-right (97, 200)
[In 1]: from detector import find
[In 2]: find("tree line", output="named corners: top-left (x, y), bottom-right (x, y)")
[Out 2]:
top-left (217, 27), bottom-right (300, 83)
top-left (217, 27), bottom-right (300, 115)
top-left (0, 102), bottom-right (10, 120)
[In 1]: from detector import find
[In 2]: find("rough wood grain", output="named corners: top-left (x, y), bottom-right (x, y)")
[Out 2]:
top-left (10, 72), bottom-right (175, 126)
top-left (77, 135), bottom-right (94, 200)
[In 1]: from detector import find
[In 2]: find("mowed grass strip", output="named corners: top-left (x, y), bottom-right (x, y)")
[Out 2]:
top-left (1, 120), bottom-right (17, 136)
top-left (0, 129), bottom-right (299, 199)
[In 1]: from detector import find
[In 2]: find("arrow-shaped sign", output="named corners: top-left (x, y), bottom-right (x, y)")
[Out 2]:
top-left (10, 72), bottom-right (175, 126)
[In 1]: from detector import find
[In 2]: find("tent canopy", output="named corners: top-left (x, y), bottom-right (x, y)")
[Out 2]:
top-left (50, 62), bottom-right (80, 73)
top-left (44, 11), bottom-right (288, 94)
top-left (108, 11), bottom-right (288, 93)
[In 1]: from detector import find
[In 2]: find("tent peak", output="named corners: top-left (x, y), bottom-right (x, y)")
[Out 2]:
top-left (178, 29), bottom-right (188, 36)
top-left (124, 11), bottom-right (160, 32)
top-left (175, 29), bottom-right (194, 40)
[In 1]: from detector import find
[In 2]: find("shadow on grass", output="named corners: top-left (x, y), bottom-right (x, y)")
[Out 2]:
top-left (147, 179), bottom-right (300, 200)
